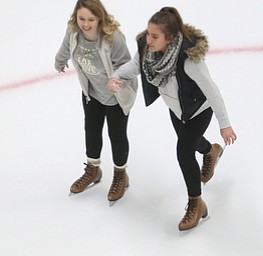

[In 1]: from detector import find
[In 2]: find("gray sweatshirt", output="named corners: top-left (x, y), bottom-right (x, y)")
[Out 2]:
top-left (55, 29), bottom-right (138, 115)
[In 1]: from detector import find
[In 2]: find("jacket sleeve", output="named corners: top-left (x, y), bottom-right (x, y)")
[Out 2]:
top-left (112, 51), bottom-right (141, 79)
top-left (185, 59), bottom-right (231, 129)
top-left (110, 31), bottom-right (133, 70)
top-left (54, 30), bottom-right (71, 71)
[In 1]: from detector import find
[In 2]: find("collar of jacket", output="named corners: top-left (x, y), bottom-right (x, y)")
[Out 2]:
top-left (136, 24), bottom-right (209, 62)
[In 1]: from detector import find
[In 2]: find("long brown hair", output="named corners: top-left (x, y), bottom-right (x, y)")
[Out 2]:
top-left (148, 7), bottom-right (191, 41)
top-left (68, 0), bottom-right (120, 42)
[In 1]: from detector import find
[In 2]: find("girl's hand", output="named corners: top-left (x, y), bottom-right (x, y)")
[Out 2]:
top-left (220, 126), bottom-right (237, 145)
top-left (59, 64), bottom-right (69, 73)
top-left (107, 78), bottom-right (123, 93)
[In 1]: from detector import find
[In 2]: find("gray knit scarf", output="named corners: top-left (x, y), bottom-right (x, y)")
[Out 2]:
top-left (143, 32), bottom-right (183, 87)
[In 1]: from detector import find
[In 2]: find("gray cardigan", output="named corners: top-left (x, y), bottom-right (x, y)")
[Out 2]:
top-left (55, 29), bottom-right (138, 115)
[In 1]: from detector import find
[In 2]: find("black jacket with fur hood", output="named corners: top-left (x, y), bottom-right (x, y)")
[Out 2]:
top-left (137, 24), bottom-right (209, 123)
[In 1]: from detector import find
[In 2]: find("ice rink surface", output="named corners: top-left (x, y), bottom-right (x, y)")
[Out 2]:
top-left (1, 1), bottom-right (263, 255)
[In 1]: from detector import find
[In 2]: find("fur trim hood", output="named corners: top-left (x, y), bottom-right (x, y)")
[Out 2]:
top-left (136, 24), bottom-right (209, 62)
top-left (184, 24), bottom-right (209, 62)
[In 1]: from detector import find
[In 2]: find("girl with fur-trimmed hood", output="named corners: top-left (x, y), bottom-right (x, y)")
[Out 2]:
top-left (108, 7), bottom-right (237, 231)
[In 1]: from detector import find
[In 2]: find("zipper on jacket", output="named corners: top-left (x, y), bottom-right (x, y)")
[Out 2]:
top-left (176, 72), bottom-right (186, 124)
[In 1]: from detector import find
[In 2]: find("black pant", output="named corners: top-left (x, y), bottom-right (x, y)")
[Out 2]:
top-left (82, 94), bottom-right (129, 166)
top-left (169, 108), bottom-right (213, 197)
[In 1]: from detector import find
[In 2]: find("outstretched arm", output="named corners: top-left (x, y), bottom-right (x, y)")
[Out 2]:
top-left (55, 29), bottom-right (71, 72)
top-left (107, 51), bottom-right (141, 93)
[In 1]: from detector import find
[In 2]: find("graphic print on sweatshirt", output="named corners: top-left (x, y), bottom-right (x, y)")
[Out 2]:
top-left (74, 33), bottom-right (117, 106)
top-left (74, 33), bottom-right (107, 79)
top-left (76, 44), bottom-right (100, 76)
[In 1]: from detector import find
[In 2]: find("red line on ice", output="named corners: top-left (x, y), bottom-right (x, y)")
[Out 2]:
top-left (0, 46), bottom-right (262, 92)
top-left (0, 70), bottom-right (76, 93)
top-left (208, 46), bottom-right (263, 55)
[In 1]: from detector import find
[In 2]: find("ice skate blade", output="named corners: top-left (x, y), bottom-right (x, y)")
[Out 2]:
top-left (68, 180), bottom-right (101, 197)
top-left (215, 145), bottom-right (225, 166)
top-left (214, 144), bottom-right (226, 164)
top-left (108, 200), bottom-right (116, 207)
top-left (179, 215), bottom-right (211, 237)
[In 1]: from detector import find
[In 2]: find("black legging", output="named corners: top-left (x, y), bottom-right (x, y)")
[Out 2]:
top-left (82, 94), bottom-right (129, 167)
top-left (169, 107), bottom-right (213, 197)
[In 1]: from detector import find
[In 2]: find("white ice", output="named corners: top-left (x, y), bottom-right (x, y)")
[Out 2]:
top-left (1, 0), bottom-right (263, 255)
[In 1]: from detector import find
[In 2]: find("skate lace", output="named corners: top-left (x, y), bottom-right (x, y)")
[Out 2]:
top-left (181, 200), bottom-right (198, 224)
top-left (109, 172), bottom-right (125, 195)
top-left (74, 164), bottom-right (94, 188)
top-left (202, 154), bottom-right (212, 177)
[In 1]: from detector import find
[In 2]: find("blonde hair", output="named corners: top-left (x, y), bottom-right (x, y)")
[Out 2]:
top-left (68, 0), bottom-right (120, 42)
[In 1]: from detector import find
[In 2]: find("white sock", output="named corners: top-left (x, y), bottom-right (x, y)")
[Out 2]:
top-left (114, 163), bottom-right (127, 169)
top-left (87, 157), bottom-right (101, 166)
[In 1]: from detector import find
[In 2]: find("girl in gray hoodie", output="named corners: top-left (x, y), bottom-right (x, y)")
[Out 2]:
top-left (55, 0), bottom-right (137, 204)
